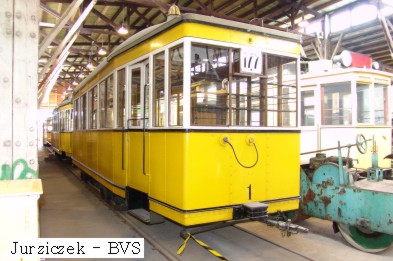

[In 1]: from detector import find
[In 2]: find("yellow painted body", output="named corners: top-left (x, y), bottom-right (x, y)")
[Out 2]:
top-left (72, 130), bottom-right (300, 226)
top-left (72, 131), bottom-right (126, 197)
top-left (71, 14), bottom-right (301, 226)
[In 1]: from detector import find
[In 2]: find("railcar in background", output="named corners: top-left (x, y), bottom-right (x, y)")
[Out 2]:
top-left (52, 94), bottom-right (73, 158)
top-left (300, 51), bottom-right (392, 169)
top-left (71, 12), bottom-right (302, 227)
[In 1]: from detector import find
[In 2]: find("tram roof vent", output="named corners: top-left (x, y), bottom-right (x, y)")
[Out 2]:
top-left (167, 4), bottom-right (181, 21)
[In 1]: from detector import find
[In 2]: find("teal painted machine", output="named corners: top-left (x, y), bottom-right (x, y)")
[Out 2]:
top-left (300, 134), bottom-right (393, 252)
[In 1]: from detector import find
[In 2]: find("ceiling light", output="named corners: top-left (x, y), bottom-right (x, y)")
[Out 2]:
top-left (98, 47), bottom-right (107, 56)
top-left (117, 24), bottom-right (129, 35)
top-left (78, 73), bottom-right (85, 78)
top-left (72, 80), bottom-right (78, 86)
top-left (86, 62), bottom-right (94, 70)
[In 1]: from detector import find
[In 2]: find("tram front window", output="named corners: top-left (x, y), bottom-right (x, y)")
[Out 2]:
top-left (322, 82), bottom-right (351, 125)
top-left (190, 43), bottom-right (298, 127)
top-left (375, 84), bottom-right (388, 125)
top-left (190, 44), bottom-right (229, 126)
top-left (357, 84), bottom-right (370, 124)
top-left (301, 90), bottom-right (315, 126)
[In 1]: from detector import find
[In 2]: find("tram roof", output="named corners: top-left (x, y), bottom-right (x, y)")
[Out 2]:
top-left (75, 13), bottom-right (301, 94)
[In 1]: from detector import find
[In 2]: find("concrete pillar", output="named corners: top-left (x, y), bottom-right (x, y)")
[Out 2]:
top-left (0, 0), bottom-right (39, 180)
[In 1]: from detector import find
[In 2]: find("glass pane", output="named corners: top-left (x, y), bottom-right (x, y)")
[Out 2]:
top-left (356, 84), bottom-right (369, 123)
top-left (117, 69), bottom-right (126, 128)
top-left (231, 76), bottom-right (264, 126)
top-left (106, 75), bottom-right (114, 128)
top-left (60, 111), bottom-right (65, 131)
top-left (130, 67), bottom-right (141, 127)
top-left (153, 52), bottom-right (165, 127)
top-left (375, 84), bottom-right (387, 125)
top-left (89, 86), bottom-right (97, 129)
top-left (82, 94), bottom-right (87, 129)
top-left (169, 45), bottom-right (184, 126)
top-left (99, 80), bottom-right (106, 128)
top-left (74, 99), bottom-right (79, 130)
top-left (301, 90), bottom-right (315, 126)
top-left (322, 82), bottom-right (351, 125)
top-left (266, 54), bottom-right (297, 127)
top-left (190, 44), bottom-right (229, 126)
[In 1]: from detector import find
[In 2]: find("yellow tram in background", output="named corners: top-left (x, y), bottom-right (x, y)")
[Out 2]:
top-left (68, 13), bottom-right (301, 226)
top-left (52, 94), bottom-right (73, 158)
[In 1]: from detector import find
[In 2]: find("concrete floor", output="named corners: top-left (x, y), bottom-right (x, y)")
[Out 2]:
top-left (38, 149), bottom-right (167, 261)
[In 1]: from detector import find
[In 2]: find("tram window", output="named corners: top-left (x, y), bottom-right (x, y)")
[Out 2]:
top-left (357, 84), bottom-right (370, 124)
top-left (322, 82), bottom-right (351, 125)
top-left (375, 84), bottom-right (388, 125)
top-left (145, 63), bottom-right (150, 128)
top-left (169, 45), bottom-right (184, 126)
top-left (99, 75), bottom-right (114, 128)
top-left (190, 44), bottom-right (229, 126)
top-left (230, 49), bottom-right (264, 126)
top-left (301, 90), bottom-right (315, 126)
top-left (81, 94), bottom-right (87, 130)
top-left (107, 75), bottom-right (114, 127)
top-left (266, 54), bottom-right (297, 127)
top-left (89, 86), bottom-right (97, 129)
top-left (231, 76), bottom-right (264, 126)
top-left (74, 99), bottom-right (79, 130)
top-left (117, 69), bottom-right (126, 128)
top-left (66, 109), bottom-right (73, 132)
top-left (153, 52), bottom-right (165, 127)
top-left (130, 67), bottom-right (141, 127)
top-left (52, 113), bottom-right (57, 132)
top-left (60, 111), bottom-right (65, 131)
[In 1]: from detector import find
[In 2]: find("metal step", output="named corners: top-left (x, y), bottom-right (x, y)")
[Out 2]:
top-left (128, 209), bottom-right (165, 224)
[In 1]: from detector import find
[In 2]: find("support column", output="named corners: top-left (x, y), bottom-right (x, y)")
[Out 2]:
top-left (0, 0), bottom-right (39, 179)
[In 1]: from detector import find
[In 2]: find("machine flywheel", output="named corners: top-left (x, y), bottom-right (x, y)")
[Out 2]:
top-left (338, 223), bottom-right (393, 253)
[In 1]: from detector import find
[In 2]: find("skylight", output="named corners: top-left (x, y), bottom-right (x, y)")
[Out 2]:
top-left (351, 5), bottom-right (377, 26)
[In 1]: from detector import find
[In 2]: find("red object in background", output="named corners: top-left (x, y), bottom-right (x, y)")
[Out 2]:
top-left (340, 50), bottom-right (372, 68)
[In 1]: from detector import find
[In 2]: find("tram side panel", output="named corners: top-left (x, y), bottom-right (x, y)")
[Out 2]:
top-left (61, 132), bottom-right (73, 157)
top-left (112, 131), bottom-right (127, 197)
top-left (127, 131), bottom-right (150, 195)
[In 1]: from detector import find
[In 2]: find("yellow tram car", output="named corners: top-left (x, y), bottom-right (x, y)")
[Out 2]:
top-left (71, 13), bottom-right (301, 226)
top-left (52, 94), bottom-right (73, 158)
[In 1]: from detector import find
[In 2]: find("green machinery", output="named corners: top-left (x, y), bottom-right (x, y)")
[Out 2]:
top-left (300, 134), bottom-right (393, 252)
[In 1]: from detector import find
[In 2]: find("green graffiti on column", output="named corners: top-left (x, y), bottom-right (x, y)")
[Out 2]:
top-left (0, 159), bottom-right (38, 180)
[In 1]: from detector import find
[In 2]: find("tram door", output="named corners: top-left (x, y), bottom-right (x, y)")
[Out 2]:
top-left (128, 63), bottom-right (150, 193)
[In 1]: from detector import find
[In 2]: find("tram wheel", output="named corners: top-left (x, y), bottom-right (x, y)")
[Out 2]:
top-left (338, 223), bottom-right (393, 253)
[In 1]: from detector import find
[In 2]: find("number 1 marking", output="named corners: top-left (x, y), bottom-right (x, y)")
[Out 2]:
top-left (247, 184), bottom-right (252, 200)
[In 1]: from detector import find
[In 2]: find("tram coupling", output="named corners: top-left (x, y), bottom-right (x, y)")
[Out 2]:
top-left (264, 219), bottom-right (310, 236)
top-left (239, 202), bottom-right (309, 237)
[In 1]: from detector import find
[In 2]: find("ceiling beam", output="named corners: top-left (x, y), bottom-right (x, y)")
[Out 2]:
top-left (39, 0), bottom-right (84, 57)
